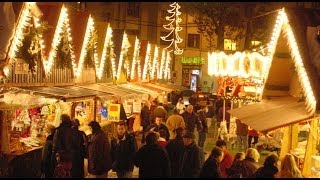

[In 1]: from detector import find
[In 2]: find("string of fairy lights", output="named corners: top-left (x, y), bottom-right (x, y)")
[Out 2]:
top-left (4, 2), bottom-right (174, 82)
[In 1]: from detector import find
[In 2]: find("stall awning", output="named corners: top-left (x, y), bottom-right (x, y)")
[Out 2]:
top-left (227, 96), bottom-right (314, 133)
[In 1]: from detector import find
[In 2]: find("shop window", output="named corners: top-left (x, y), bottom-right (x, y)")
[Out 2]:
top-left (224, 39), bottom-right (237, 51)
top-left (127, 2), bottom-right (140, 18)
top-left (188, 34), bottom-right (200, 48)
top-left (160, 31), bottom-right (173, 46)
top-left (251, 40), bottom-right (262, 47)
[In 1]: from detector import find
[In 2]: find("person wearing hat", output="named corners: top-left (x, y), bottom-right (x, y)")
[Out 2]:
top-left (87, 121), bottom-right (112, 178)
top-left (180, 132), bottom-right (204, 178)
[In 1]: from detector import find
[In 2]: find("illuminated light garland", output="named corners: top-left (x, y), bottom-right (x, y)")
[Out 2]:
top-left (5, 2), bottom-right (35, 77)
top-left (137, 53), bottom-right (142, 80)
top-left (116, 32), bottom-right (130, 80)
top-left (130, 37), bottom-right (141, 80)
top-left (142, 43), bottom-right (151, 80)
top-left (150, 46), bottom-right (159, 80)
top-left (97, 23), bottom-right (114, 79)
top-left (158, 49), bottom-right (166, 79)
top-left (160, 2), bottom-right (184, 55)
top-left (208, 51), bottom-right (268, 79)
top-left (258, 8), bottom-right (316, 113)
top-left (164, 51), bottom-right (171, 80)
top-left (74, 15), bottom-right (95, 78)
top-left (43, 5), bottom-right (76, 76)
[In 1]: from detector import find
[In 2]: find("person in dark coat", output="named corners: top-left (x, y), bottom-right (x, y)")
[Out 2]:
top-left (70, 119), bottom-right (87, 178)
top-left (165, 127), bottom-right (185, 178)
top-left (52, 114), bottom-right (77, 177)
top-left (180, 132), bottom-right (204, 178)
top-left (145, 116), bottom-right (170, 141)
top-left (134, 131), bottom-right (171, 178)
top-left (152, 103), bottom-right (168, 122)
top-left (41, 124), bottom-right (56, 178)
top-left (197, 105), bottom-right (209, 149)
top-left (140, 101), bottom-right (151, 143)
top-left (87, 121), bottom-right (112, 178)
top-left (253, 154), bottom-right (280, 178)
top-left (111, 122), bottom-right (137, 178)
top-left (216, 139), bottom-right (234, 178)
top-left (181, 105), bottom-right (201, 134)
top-left (200, 146), bottom-right (224, 178)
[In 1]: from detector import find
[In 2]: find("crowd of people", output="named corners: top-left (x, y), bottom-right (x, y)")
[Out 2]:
top-left (40, 97), bottom-right (303, 178)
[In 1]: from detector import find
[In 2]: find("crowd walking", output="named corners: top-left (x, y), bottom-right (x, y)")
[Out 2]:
top-left (40, 97), bottom-right (303, 178)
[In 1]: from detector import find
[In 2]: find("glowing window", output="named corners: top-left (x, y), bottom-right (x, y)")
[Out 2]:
top-left (224, 39), bottom-right (237, 51)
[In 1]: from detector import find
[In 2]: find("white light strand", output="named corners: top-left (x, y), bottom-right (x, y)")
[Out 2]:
top-left (130, 37), bottom-right (141, 80)
top-left (142, 43), bottom-right (151, 80)
top-left (74, 15), bottom-right (95, 78)
top-left (160, 2), bottom-right (184, 55)
top-left (164, 51), bottom-right (171, 79)
top-left (116, 32), bottom-right (130, 80)
top-left (151, 46), bottom-right (159, 80)
top-left (97, 24), bottom-right (113, 79)
top-left (158, 49), bottom-right (166, 79)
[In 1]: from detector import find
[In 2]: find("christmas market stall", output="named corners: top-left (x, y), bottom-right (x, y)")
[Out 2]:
top-left (227, 8), bottom-right (320, 177)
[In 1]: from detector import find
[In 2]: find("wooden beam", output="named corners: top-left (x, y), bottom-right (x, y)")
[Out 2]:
top-left (303, 118), bottom-right (317, 177)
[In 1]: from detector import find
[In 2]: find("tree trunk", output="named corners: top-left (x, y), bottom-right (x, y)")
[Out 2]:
top-left (216, 26), bottom-right (224, 51)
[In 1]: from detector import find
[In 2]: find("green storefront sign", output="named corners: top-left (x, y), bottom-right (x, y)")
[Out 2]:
top-left (181, 56), bottom-right (205, 65)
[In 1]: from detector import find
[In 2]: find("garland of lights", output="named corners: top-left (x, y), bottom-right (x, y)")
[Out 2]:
top-left (158, 49), bottom-right (166, 80)
top-left (56, 24), bottom-right (73, 69)
top-left (116, 32), bottom-right (130, 80)
top-left (142, 43), bottom-right (151, 80)
top-left (98, 24), bottom-right (115, 79)
top-left (220, 94), bottom-right (260, 103)
top-left (164, 51), bottom-right (171, 80)
top-left (83, 29), bottom-right (98, 69)
top-left (130, 37), bottom-right (141, 80)
top-left (151, 46), bottom-right (159, 80)
top-left (160, 2), bottom-right (183, 55)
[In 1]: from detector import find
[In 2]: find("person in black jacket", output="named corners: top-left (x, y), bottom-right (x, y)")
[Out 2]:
top-left (180, 132), bottom-right (204, 178)
top-left (181, 105), bottom-right (201, 134)
top-left (140, 101), bottom-right (151, 143)
top-left (253, 153), bottom-right (280, 178)
top-left (200, 146), bottom-right (224, 178)
top-left (41, 125), bottom-right (56, 178)
top-left (197, 105), bottom-right (209, 149)
top-left (134, 131), bottom-right (171, 178)
top-left (145, 116), bottom-right (170, 141)
top-left (111, 122), bottom-right (138, 178)
top-left (165, 127), bottom-right (185, 178)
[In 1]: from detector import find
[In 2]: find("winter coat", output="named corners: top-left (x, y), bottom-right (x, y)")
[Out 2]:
top-left (71, 129), bottom-right (87, 178)
top-left (134, 143), bottom-right (171, 178)
top-left (227, 157), bottom-right (260, 178)
top-left (180, 142), bottom-right (203, 178)
top-left (88, 129), bottom-right (112, 175)
top-left (200, 157), bottom-right (222, 178)
top-left (253, 165), bottom-right (279, 178)
top-left (165, 137), bottom-right (185, 178)
top-left (145, 123), bottom-right (170, 141)
top-left (110, 132), bottom-right (137, 172)
top-left (181, 111), bottom-right (200, 133)
top-left (166, 114), bottom-right (185, 139)
top-left (220, 150), bottom-right (234, 178)
top-left (248, 129), bottom-right (259, 137)
top-left (140, 106), bottom-right (151, 129)
top-left (197, 110), bottom-right (208, 133)
top-left (41, 134), bottom-right (55, 178)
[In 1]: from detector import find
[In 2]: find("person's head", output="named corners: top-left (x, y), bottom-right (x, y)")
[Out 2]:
top-left (234, 152), bottom-right (245, 163)
top-left (245, 148), bottom-right (260, 162)
top-left (88, 121), bottom-right (101, 134)
top-left (46, 124), bottom-right (56, 136)
top-left (159, 129), bottom-right (167, 139)
top-left (155, 116), bottom-right (163, 126)
top-left (280, 153), bottom-right (301, 177)
top-left (264, 153), bottom-right (280, 168)
top-left (183, 132), bottom-right (195, 146)
top-left (210, 146), bottom-right (224, 162)
top-left (152, 99), bottom-right (158, 106)
top-left (175, 127), bottom-right (184, 138)
top-left (144, 101), bottom-right (150, 108)
top-left (146, 131), bottom-right (159, 145)
top-left (117, 122), bottom-right (128, 136)
top-left (61, 114), bottom-right (71, 124)
top-left (216, 139), bottom-right (228, 151)
top-left (187, 105), bottom-right (193, 114)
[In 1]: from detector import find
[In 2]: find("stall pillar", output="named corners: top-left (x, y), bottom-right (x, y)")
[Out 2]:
top-left (303, 118), bottom-right (318, 177)
top-left (280, 124), bottom-right (299, 159)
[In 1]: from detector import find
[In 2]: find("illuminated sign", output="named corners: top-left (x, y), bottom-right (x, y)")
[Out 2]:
top-left (181, 56), bottom-right (205, 65)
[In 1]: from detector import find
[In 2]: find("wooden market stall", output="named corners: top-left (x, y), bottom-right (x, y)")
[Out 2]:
top-left (228, 8), bottom-right (320, 177)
